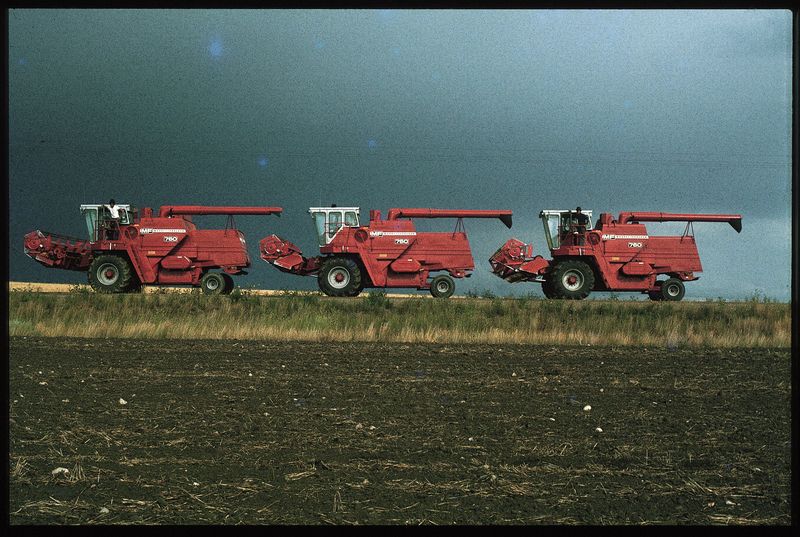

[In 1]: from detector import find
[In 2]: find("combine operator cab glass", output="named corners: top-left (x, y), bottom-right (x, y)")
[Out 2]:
top-left (80, 204), bottom-right (132, 242)
top-left (539, 210), bottom-right (592, 250)
top-left (309, 207), bottom-right (361, 246)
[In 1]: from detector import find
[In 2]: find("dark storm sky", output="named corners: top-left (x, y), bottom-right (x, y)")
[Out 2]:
top-left (8, 9), bottom-right (793, 299)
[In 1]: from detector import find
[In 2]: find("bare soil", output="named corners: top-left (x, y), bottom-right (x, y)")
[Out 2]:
top-left (9, 337), bottom-right (791, 525)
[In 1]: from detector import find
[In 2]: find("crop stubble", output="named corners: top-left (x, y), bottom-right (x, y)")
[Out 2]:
top-left (9, 337), bottom-right (791, 524)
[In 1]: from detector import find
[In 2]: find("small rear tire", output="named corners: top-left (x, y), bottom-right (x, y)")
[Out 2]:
top-left (660, 278), bottom-right (685, 301)
top-left (430, 275), bottom-right (455, 298)
top-left (648, 281), bottom-right (664, 301)
top-left (201, 272), bottom-right (226, 295)
top-left (221, 273), bottom-right (235, 295)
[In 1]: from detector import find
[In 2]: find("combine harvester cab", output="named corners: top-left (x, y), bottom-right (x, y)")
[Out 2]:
top-left (489, 209), bottom-right (742, 301)
top-left (24, 204), bottom-right (282, 294)
top-left (260, 207), bottom-right (513, 298)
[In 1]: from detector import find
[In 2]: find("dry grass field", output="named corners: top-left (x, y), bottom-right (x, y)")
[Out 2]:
top-left (8, 285), bottom-right (791, 347)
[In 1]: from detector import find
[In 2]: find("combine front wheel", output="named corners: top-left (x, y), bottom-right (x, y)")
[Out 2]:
top-left (541, 279), bottom-right (557, 299)
top-left (318, 257), bottom-right (362, 297)
top-left (660, 278), bottom-right (685, 301)
top-left (346, 278), bottom-right (365, 297)
top-left (88, 255), bottom-right (134, 293)
top-left (430, 275), bottom-right (455, 298)
top-left (201, 272), bottom-right (226, 295)
top-left (550, 260), bottom-right (595, 300)
top-left (127, 279), bottom-right (143, 293)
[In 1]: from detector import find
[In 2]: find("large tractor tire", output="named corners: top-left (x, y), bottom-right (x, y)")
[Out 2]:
top-left (550, 259), bottom-right (595, 300)
top-left (88, 255), bottom-right (136, 294)
top-left (541, 278), bottom-right (557, 299)
top-left (429, 274), bottom-right (455, 298)
top-left (660, 278), bottom-right (685, 301)
top-left (220, 273), bottom-right (235, 295)
top-left (318, 257), bottom-right (363, 297)
top-left (347, 278), bottom-right (366, 297)
top-left (200, 272), bottom-right (226, 295)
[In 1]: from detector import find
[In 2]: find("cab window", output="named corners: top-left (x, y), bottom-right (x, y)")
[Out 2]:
top-left (312, 211), bottom-right (327, 245)
top-left (83, 208), bottom-right (99, 241)
top-left (328, 211), bottom-right (342, 238)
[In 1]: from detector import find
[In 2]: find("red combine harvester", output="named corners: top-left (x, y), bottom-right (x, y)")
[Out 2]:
top-left (24, 204), bottom-right (282, 294)
top-left (260, 206), bottom-right (513, 297)
top-left (489, 209), bottom-right (742, 301)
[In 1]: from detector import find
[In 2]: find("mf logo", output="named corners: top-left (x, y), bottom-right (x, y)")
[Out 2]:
top-left (394, 239), bottom-right (409, 245)
top-left (628, 242), bottom-right (643, 248)
top-left (163, 236), bottom-right (179, 243)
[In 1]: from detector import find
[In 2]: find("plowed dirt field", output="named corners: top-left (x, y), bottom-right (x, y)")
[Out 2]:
top-left (9, 337), bottom-right (791, 524)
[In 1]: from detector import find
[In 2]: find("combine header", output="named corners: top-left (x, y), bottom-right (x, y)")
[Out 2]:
top-left (489, 209), bottom-right (742, 301)
top-left (260, 206), bottom-right (512, 297)
top-left (24, 204), bottom-right (282, 294)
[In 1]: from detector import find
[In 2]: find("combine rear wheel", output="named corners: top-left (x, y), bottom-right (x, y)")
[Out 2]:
top-left (660, 278), bottom-right (685, 301)
top-left (220, 273), bottom-right (235, 295)
top-left (201, 272), bottom-right (226, 295)
top-left (429, 274), bottom-right (455, 298)
top-left (648, 281), bottom-right (664, 301)
top-left (318, 257), bottom-right (362, 297)
top-left (550, 260), bottom-right (595, 300)
top-left (88, 255), bottom-right (135, 294)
